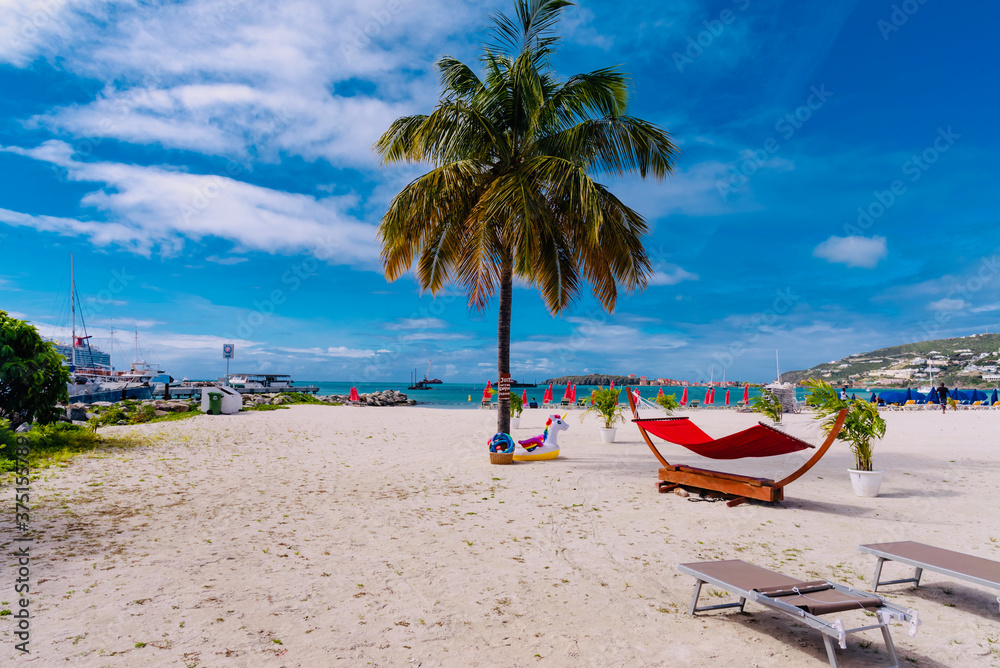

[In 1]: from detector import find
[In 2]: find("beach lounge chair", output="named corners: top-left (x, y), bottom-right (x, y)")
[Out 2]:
top-left (626, 387), bottom-right (846, 507)
top-left (859, 541), bottom-right (1000, 609)
top-left (679, 559), bottom-right (920, 667)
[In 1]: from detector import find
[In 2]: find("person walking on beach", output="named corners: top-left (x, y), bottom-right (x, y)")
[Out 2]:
top-left (937, 382), bottom-right (949, 413)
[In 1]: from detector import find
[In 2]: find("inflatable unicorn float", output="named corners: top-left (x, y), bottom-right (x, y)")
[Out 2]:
top-left (513, 414), bottom-right (569, 461)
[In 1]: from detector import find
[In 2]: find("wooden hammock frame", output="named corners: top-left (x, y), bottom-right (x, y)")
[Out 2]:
top-left (626, 388), bottom-right (847, 507)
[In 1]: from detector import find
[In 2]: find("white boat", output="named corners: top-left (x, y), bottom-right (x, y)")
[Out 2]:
top-left (227, 373), bottom-right (294, 389)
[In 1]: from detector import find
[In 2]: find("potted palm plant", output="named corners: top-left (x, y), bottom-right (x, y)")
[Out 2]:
top-left (509, 393), bottom-right (523, 429)
top-left (654, 393), bottom-right (680, 414)
top-left (583, 387), bottom-right (624, 442)
top-left (804, 379), bottom-right (887, 497)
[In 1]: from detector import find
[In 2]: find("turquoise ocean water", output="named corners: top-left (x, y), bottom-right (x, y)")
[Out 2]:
top-left (296, 382), bottom-right (841, 409)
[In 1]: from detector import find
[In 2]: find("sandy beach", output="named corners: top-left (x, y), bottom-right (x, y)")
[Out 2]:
top-left (4, 406), bottom-right (1000, 667)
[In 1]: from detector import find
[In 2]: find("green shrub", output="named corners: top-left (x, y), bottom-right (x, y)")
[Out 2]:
top-left (0, 421), bottom-right (139, 473)
top-left (130, 404), bottom-right (157, 424)
top-left (654, 393), bottom-right (680, 413)
top-left (276, 392), bottom-right (325, 405)
top-left (0, 311), bottom-right (71, 428)
top-left (245, 404), bottom-right (290, 411)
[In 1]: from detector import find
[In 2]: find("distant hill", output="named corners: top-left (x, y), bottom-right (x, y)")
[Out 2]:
top-left (781, 333), bottom-right (1000, 388)
top-left (541, 374), bottom-right (636, 386)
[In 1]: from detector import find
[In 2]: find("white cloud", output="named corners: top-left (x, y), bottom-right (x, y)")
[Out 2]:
top-left (928, 298), bottom-right (966, 312)
top-left (970, 302), bottom-right (1000, 314)
top-left (276, 346), bottom-right (375, 358)
top-left (13, 0), bottom-right (482, 166)
top-left (813, 235), bottom-right (887, 269)
top-left (384, 317), bottom-right (448, 330)
top-left (0, 141), bottom-right (380, 264)
top-left (206, 255), bottom-right (249, 265)
top-left (648, 264), bottom-right (698, 286)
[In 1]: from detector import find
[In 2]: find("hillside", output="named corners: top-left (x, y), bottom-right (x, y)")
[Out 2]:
top-left (781, 333), bottom-right (1000, 387)
top-left (541, 374), bottom-right (636, 386)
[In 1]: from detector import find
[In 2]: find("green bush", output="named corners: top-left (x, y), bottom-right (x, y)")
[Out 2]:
top-left (1, 311), bottom-right (71, 428)
top-left (0, 420), bottom-right (138, 473)
top-left (245, 404), bottom-right (290, 411)
top-left (276, 392), bottom-right (326, 405)
top-left (654, 393), bottom-right (680, 413)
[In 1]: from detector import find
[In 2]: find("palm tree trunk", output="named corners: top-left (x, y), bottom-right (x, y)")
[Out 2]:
top-left (497, 254), bottom-right (513, 434)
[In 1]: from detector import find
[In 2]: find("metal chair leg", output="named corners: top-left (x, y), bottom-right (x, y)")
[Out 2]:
top-left (881, 622), bottom-right (900, 666)
top-left (873, 557), bottom-right (885, 591)
top-left (689, 579), bottom-right (704, 615)
top-left (822, 635), bottom-right (840, 668)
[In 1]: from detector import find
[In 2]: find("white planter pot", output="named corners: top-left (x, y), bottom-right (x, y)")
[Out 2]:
top-left (849, 469), bottom-right (884, 497)
top-left (599, 427), bottom-right (617, 443)
top-left (510, 417), bottom-right (521, 429)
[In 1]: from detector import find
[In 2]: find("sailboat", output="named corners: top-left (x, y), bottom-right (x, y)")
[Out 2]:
top-left (61, 255), bottom-right (157, 404)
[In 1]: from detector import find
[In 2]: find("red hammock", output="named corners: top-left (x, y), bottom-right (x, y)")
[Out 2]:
top-left (631, 417), bottom-right (814, 460)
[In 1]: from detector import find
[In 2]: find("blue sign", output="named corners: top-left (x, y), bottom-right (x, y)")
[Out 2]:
top-left (223, 343), bottom-right (234, 359)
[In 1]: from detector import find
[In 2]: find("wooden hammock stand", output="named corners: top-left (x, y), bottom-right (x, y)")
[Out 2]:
top-left (626, 388), bottom-right (846, 507)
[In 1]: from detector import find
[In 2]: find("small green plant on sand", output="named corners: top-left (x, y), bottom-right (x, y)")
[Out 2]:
top-left (750, 388), bottom-right (783, 423)
top-left (582, 388), bottom-right (624, 429)
top-left (245, 404), bottom-right (291, 412)
top-left (803, 378), bottom-right (886, 471)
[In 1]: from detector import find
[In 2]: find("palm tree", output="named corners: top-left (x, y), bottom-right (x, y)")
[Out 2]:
top-left (375, 0), bottom-right (678, 434)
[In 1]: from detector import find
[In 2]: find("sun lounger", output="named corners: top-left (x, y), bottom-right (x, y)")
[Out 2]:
top-left (859, 541), bottom-right (1000, 610)
top-left (679, 559), bottom-right (919, 667)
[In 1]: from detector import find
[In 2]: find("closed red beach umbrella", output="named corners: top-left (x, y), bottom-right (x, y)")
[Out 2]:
top-left (522, 389), bottom-right (528, 404)
top-left (680, 386), bottom-right (688, 406)
top-left (704, 388), bottom-right (712, 405)
top-left (483, 380), bottom-right (492, 402)
top-left (725, 388), bottom-right (731, 405)
top-left (349, 386), bottom-right (360, 402)
top-left (657, 387), bottom-right (664, 397)
top-left (742, 383), bottom-right (750, 404)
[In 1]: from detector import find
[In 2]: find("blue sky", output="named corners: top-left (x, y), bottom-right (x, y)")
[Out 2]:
top-left (2, 0), bottom-right (999, 383)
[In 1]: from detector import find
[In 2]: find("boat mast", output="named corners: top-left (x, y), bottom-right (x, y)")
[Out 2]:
top-left (775, 350), bottom-right (781, 384)
top-left (110, 319), bottom-right (113, 373)
top-left (70, 253), bottom-right (76, 368)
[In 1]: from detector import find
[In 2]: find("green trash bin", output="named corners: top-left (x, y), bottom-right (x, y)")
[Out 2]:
top-left (207, 392), bottom-right (223, 415)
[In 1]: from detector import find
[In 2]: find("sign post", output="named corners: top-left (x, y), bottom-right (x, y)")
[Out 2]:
top-left (223, 343), bottom-right (234, 385)
top-left (498, 373), bottom-right (511, 403)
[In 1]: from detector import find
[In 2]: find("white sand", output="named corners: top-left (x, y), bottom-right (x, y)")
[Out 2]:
top-left (4, 406), bottom-right (1000, 667)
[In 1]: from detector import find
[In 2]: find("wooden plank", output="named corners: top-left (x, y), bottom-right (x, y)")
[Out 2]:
top-left (660, 468), bottom-right (782, 503)
top-left (660, 466), bottom-right (771, 487)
